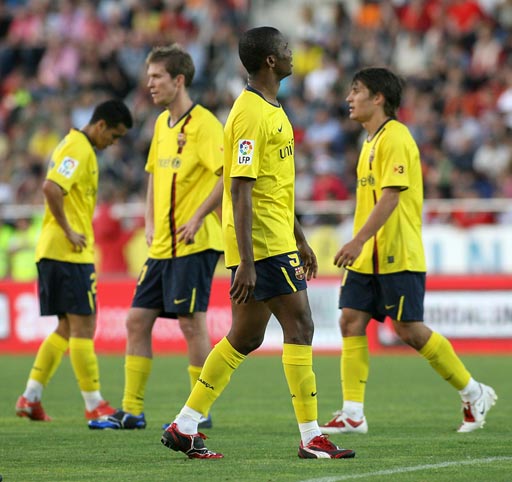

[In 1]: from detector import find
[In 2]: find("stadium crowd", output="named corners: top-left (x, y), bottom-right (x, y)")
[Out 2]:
top-left (1, 0), bottom-right (512, 279)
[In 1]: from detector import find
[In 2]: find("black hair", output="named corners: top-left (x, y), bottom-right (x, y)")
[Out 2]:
top-left (239, 26), bottom-right (283, 75)
top-left (89, 99), bottom-right (133, 129)
top-left (352, 67), bottom-right (404, 118)
top-left (146, 44), bottom-right (195, 87)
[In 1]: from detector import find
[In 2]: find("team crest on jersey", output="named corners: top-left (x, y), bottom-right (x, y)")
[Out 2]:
top-left (295, 266), bottom-right (305, 280)
top-left (177, 133), bottom-right (187, 149)
top-left (57, 157), bottom-right (79, 178)
top-left (171, 157), bottom-right (182, 169)
top-left (368, 146), bottom-right (376, 166)
top-left (237, 139), bottom-right (254, 165)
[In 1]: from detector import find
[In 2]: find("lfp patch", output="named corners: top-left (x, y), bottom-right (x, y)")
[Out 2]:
top-left (237, 139), bottom-right (254, 165)
top-left (57, 157), bottom-right (79, 178)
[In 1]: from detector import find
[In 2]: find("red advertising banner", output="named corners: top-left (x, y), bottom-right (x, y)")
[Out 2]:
top-left (0, 278), bottom-right (233, 354)
top-left (0, 275), bottom-right (511, 354)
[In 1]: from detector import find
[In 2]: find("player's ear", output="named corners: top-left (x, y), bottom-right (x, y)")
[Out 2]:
top-left (92, 119), bottom-right (107, 137)
top-left (175, 73), bottom-right (186, 88)
top-left (374, 91), bottom-right (385, 107)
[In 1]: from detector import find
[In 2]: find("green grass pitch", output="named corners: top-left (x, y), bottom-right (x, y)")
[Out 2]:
top-left (1, 353), bottom-right (511, 482)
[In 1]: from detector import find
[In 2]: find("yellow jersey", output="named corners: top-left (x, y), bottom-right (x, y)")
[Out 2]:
top-left (223, 87), bottom-right (297, 267)
top-left (36, 129), bottom-right (97, 263)
top-left (351, 119), bottom-right (426, 274)
top-left (146, 104), bottom-right (224, 259)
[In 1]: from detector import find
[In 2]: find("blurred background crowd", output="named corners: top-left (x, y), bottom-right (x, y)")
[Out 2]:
top-left (1, 0), bottom-right (512, 280)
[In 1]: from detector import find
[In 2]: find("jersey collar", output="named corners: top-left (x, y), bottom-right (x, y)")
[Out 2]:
top-left (167, 103), bottom-right (196, 129)
top-left (246, 85), bottom-right (281, 107)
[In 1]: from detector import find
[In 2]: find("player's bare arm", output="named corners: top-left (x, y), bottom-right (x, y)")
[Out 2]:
top-left (144, 174), bottom-right (155, 246)
top-left (334, 187), bottom-right (400, 268)
top-left (230, 177), bottom-right (256, 304)
top-left (42, 179), bottom-right (86, 251)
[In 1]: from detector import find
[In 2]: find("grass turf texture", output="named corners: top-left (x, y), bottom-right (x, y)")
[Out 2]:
top-left (1, 354), bottom-right (510, 482)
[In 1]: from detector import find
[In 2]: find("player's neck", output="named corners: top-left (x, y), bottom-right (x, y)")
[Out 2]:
top-left (364, 114), bottom-right (391, 141)
top-left (247, 79), bottom-right (279, 106)
top-left (167, 94), bottom-right (194, 127)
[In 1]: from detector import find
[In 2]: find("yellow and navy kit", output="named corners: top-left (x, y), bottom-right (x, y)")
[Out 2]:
top-left (223, 87), bottom-right (297, 268)
top-left (351, 119), bottom-right (426, 274)
top-left (146, 104), bottom-right (224, 259)
top-left (36, 129), bottom-right (97, 263)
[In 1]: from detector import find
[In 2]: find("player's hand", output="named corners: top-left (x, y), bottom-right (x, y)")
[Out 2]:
top-left (297, 242), bottom-right (318, 280)
top-left (334, 238), bottom-right (363, 268)
top-left (145, 223), bottom-right (154, 247)
top-left (230, 261), bottom-right (256, 304)
top-left (177, 216), bottom-right (203, 245)
top-left (66, 230), bottom-right (87, 252)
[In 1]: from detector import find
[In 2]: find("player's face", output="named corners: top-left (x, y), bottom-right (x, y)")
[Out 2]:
top-left (95, 122), bottom-right (128, 150)
top-left (346, 81), bottom-right (378, 123)
top-left (147, 62), bottom-right (180, 107)
top-left (273, 36), bottom-right (293, 79)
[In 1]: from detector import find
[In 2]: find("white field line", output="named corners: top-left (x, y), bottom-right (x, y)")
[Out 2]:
top-left (299, 456), bottom-right (512, 482)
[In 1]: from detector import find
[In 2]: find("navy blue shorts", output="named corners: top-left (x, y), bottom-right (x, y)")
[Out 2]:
top-left (132, 250), bottom-right (221, 318)
top-left (339, 270), bottom-right (425, 322)
top-left (230, 251), bottom-right (308, 301)
top-left (37, 259), bottom-right (97, 316)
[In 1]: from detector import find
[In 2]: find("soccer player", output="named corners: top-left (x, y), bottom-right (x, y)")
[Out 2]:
top-left (16, 99), bottom-right (133, 422)
top-left (88, 45), bottom-right (224, 430)
top-left (160, 26), bottom-right (355, 460)
top-left (320, 67), bottom-right (497, 435)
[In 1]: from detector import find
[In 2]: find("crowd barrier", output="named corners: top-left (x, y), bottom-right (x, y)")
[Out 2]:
top-left (1, 275), bottom-right (511, 354)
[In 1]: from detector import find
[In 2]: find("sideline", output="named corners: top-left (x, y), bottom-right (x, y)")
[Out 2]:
top-left (298, 456), bottom-right (512, 482)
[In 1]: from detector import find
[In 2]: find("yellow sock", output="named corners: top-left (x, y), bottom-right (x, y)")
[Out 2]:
top-left (122, 355), bottom-right (153, 415)
top-left (342, 336), bottom-right (369, 403)
top-left (29, 332), bottom-right (69, 385)
top-left (187, 364), bottom-right (209, 417)
top-left (186, 337), bottom-right (245, 415)
top-left (282, 344), bottom-right (317, 424)
top-left (419, 331), bottom-right (471, 390)
top-left (69, 337), bottom-right (100, 392)
top-left (188, 365), bottom-right (202, 392)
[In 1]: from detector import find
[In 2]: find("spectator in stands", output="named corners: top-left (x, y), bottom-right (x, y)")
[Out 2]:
top-left (311, 154), bottom-right (349, 203)
top-left (6, 215), bottom-right (40, 281)
top-left (0, 219), bottom-right (14, 279)
top-left (92, 182), bottom-right (133, 277)
top-left (1, 0), bottom-right (512, 238)
top-left (469, 21), bottom-right (503, 80)
top-left (303, 106), bottom-right (344, 158)
top-left (472, 131), bottom-right (511, 182)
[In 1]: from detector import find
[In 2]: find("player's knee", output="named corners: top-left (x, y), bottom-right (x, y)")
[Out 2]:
top-left (230, 334), bottom-right (264, 355)
top-left (125, 314), bottom-right (151, 339)
top-left (284, 316), bottom-right (314, 345)
top-left (393, 321), bottom-right (429, 350)
top-left (340, 314), bottom-right (366, 337)
top-left (394, 327), bottom-right (421, 350)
